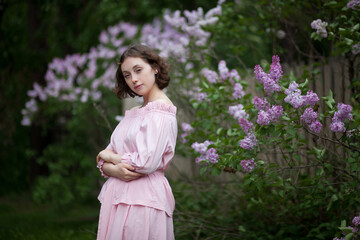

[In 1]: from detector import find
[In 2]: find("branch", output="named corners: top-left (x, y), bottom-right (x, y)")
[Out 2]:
top-left (303, 126), bottom-right (360, 154)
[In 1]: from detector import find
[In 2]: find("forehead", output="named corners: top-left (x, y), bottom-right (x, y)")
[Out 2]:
top-left (121, 57), bottom-right (149, 72)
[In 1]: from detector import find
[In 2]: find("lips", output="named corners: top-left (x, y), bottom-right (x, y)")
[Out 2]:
top-left (134, 84), bottom-right (143, 90)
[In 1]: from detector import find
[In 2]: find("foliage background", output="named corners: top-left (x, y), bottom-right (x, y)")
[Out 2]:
top-left (0, 0), bottom-right (359, 239)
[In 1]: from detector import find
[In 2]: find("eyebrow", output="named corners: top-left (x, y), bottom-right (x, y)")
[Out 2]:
top-left (122, 64), bottom-right (142, 73)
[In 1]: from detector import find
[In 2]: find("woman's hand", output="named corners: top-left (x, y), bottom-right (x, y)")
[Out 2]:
top-left (102, 162), bottom-right (144, 182)
top-left (97, 149), bottom-right (122, 165)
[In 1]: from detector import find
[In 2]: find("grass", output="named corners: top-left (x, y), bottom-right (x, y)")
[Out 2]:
top-left (0, 194), bottom-right (99, 240)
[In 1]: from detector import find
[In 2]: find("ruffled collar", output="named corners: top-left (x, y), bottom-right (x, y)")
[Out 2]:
top-left (125, 100), bottom-right (177, 117)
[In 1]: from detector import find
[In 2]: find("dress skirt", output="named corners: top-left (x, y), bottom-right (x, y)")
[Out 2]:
top-left (97, 182), bottom-right (174, 240)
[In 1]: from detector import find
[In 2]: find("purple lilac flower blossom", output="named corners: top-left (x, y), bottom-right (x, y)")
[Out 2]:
top-left (284, 90), bottom-right (306, 109)
top-left (305, 90), bottom-right (320, 106)
top-left (352, 43), bottom-right (360, 55)
top-left (240, 133), bottom-right (257, 150)
top-left (240, 159), bottom-right (257, 173)
top-left (330, 103), bottom-right (353, 133)
top-left (284, 82), bottom-right (299, 94)
top-left (229, 104), bottom-right (248, 120)
top-left (229, 69), bottom-right (240, 84)
top-left (252, 96), bottom-right (270, 111)
top-left (254, 65), bottom-right (281, 95)
top-left (301, 107), bottom-right (319, 125)
top-left (182, 122), bottom-right (194, 133)
top-left (232, 83), bottom-right (245, 99)
top-left (202, 68), bottom-right (218, 83)
top-left (181, 122), bottom-right (194, 143)
top-left (330, 121), bottom-right (346, 133)
top-left (269, 55), bottom-right (283, 82)
top-left (311, 19), bottom-right (328, 38)
top-left (238, 118), bottom-right (254, 135)
top-left (334, 103), bottom-right (353, 122)
top-left (257, 110), bottom-right (271, 126)
top-left (309, 121), bottom-right (322, 133)
top-left (191, 140), bottom-right (213, 154)
top-left (218, 60), bottom-right (230, 80)
top-left (254, 55), bottom-right (283, 94)
top-left (301, 107), bottom-right (322, 133)
top-left (267, 105), bottom-right (284, 122)
top-left (347, 0), bottom-right (360, 10)
top-left (353, 216), bottom-right (360, 226)
top-left (197, 92), bottom-right (208, 102)
top-left (206, 148), bottom-right (219, 163)
top-left (195, 154), bottom-right (207, 165)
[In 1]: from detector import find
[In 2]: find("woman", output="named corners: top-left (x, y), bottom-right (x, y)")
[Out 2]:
top-left (96, 44), bottom-right (177, 240)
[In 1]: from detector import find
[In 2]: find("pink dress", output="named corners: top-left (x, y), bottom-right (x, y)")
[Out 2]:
top-left (96, 101), bottom-right (177, 240)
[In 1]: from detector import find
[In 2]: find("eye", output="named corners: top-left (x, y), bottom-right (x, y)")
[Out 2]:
top-left (124, 74), bottom-right (130, 79)
top-left (136, 68), bottom-right (142, 73)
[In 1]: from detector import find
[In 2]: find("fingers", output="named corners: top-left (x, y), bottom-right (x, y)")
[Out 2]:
top-left (121, 167), bottom-right (144, 182)
top-left (122, 163), bottom-right (135, 171)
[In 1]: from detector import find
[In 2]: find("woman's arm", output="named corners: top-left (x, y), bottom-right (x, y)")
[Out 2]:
top-left (97, 149), bottom-right (122, 165)
top-left (102, 162), bottom-right (144, 182)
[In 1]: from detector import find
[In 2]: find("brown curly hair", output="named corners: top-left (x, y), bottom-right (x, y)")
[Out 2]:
top-left (114, 44), bottom-right (170, 99)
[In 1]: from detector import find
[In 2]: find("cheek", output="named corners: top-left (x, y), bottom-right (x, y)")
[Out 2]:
top-left (125, 79), bottom-right (133, 88)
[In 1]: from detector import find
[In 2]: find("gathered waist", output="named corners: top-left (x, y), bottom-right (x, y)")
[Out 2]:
top-left (98, 169), bottom-right (175, 216)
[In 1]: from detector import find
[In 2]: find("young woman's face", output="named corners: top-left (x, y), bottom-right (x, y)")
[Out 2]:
top-left (121, 57), bottom-right (158, 97)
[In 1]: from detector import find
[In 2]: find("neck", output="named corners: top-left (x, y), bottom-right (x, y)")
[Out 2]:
top-left (142, 86), bottom-right (164, 107)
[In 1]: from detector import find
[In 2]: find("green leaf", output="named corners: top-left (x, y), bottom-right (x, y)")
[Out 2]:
top-left (200, 167), bottom-right (208, 175)
top-left (344, 38), bottom-right (354, 46)
top-left (300, 79), bottom-right (308, 88)
top-left (345, 233), bottom-right (354, 240)
top-left (324, 1), bottom-right (337, 6)
top-left (353, 23), bottom-right (360, 31)
top-left (341, 220), bottom-right (347, 228)
top-left (202, 81), bottom-right (209, 89)
top-left (238, 225), bottom-right (246, 232)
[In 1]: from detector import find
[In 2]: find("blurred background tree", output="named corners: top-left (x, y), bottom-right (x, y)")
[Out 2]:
top-left (0, 0), bottom-right (218, 195)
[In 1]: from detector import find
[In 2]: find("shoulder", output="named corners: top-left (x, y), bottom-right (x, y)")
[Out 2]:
top-left (152, 97), bottom-right (174, 106)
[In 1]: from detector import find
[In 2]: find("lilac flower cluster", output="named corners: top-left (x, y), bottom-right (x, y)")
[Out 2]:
top-left (254, 55), bottom-right (282, 95)
top-left (191, 141), bottom-right (219, 164)
top-left (352, 43), bottom-right (360, 55)
top-left (301, 107), bottom-right (322, 133)
top-left (141, 19), bottom-right (189, 62)
top-left (240, 132), bottom-right (257, 150)
top-left (353, 216), bottom-right (360, 226)
top-left (330, 103), bottom-right (353, 133)
top-left (240, 159), bottom-right (257, 173)
top-left (197, 92), bottom-right (208, 102)
top-left (237, 114), bottom-right (257, 150)
top-left (164, 3), bottom-right (223, 47)
top-left (252, 96), bottom-right (283, 126)
top-left (238, 118), bottom-right (254, 135)
top-left (181, 122), bottom-right (194, 143)
top-left (22, 21), bottom-right (139, 125)
top-left (233, 83), bottom-right (245, 99)
top-left (347, 0), bottom-right (360, 10)
top-left (334, 215), bottom-right (360, 240)
top-left (229, 104), bottom-right (249, 120)
top-left (202, 68), bottom-right (218, 83)
top-left (284, 82), bottom-right (320, 109)
top-left (311, 19), bottom-right (328, 38)
top-left (218, 60), bottom-right (230, 80)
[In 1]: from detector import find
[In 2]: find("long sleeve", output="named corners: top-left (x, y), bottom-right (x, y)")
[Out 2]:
top-left (97, 141), bottom-right (115, 178)
top-left (121, 112), bottom-right (177, 174)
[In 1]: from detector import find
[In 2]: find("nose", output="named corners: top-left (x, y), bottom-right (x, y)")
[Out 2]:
top-left (131, 74), bottom-right (138, 83)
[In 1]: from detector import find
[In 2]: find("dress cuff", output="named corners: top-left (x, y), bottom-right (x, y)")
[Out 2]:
top-left (97, 159), bottom-right (110, 178)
